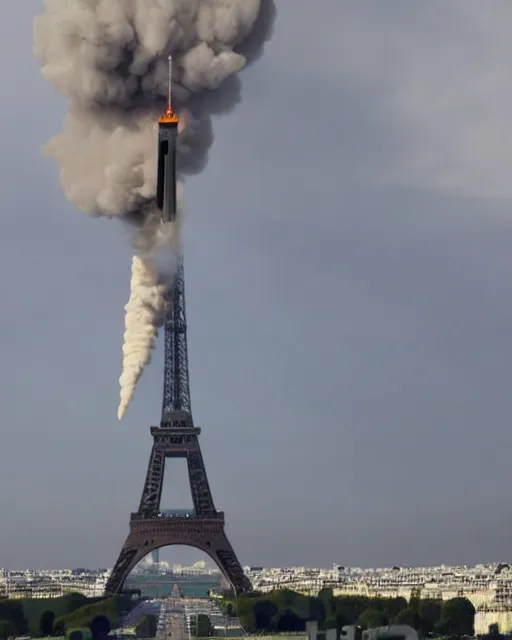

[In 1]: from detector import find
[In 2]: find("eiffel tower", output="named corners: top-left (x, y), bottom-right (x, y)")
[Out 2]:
top-left (105, 256), bottom-right (251, 595)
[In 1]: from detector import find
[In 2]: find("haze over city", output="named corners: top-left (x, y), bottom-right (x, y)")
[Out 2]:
top-left (1, 0), bottom-right (512, 572)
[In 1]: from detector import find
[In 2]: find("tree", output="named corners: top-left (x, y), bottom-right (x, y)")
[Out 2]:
top-left (324, 616), bottom-right (337, 630)
top-left (67, 629), bottom-right (92, 640)
top-left (89, 616), bottom-right (111, 640)
top-left (40, 610), bottom-right (56, 636)
top-left (276, 610), bottom-right (305, 632)
top-left (288, 594), bottom-right (310, 620)
top-left (0, 620), bottom-right (15, 640)
top-left (335, 599), bottom-right (357, 626)
top-left (135, 614), bottom-right (157, 639)
top-left (277, 589), bottom-right (300, 608)
top-left (0, 601), bottom-right (26, 635)
top-left (64, 594), bottom-right (88, 614)
top-left (319, 589), bottom-right (335, 618)
top-left (253, 600), bottom-right (278, 631)
top-left (381, 597), bottom-right (408, 621)
top-left (437, 597), bottom-right (475, 637)
top-left (336, 596), bottom-right (372, 625)
top-left (418, 599), bottom-right (442, 635)
top-left (195, 614), bottom-right (212, 638)
top-left (358, 608), bottom-right (388, 630)
top-left (394, 607), bottom-right (420, 629)
top-left (308, 597), bottom-right (326, 623)
top-left (335, 612), bottom-right (349, 631)
top-left (233, 598), bottom-right (255, 632)
top-left (54, 619), bottom-right (66, 636)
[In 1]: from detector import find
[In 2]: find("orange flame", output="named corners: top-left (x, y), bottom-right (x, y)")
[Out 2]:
top-left (159, 106), bottom-right (179, 125)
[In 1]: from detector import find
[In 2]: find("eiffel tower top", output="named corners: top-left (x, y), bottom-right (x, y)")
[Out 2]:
top-left (161, 254), bottom-right (193, 428)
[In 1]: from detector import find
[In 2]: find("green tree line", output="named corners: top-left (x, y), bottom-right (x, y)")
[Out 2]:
top-left (0, 593), bottom-right (134, 639)
top-left (222, 588), bottom-right (477, 637)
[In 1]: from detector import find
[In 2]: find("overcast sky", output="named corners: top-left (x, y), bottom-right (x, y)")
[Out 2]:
top-left (1, 1), bottom-right (512, 571)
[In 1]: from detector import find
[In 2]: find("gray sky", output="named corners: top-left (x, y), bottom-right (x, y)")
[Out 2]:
top-left (2, 0), bottom-right (512, 571)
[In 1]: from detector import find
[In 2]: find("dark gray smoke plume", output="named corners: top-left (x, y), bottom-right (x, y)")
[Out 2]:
top-left (33, 0), bottom-right (275, 419)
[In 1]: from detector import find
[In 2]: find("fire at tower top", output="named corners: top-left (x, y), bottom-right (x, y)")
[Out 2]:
top-left (159, 55), bottom-right (179, 126)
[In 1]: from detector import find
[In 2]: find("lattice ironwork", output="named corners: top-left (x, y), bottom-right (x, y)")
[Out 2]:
top-left (161, 256), bottom-right (192, 428)
top-left (106, 253), bottom-right (250, 596)
top-left (105, 513), bottom-right (251, 595)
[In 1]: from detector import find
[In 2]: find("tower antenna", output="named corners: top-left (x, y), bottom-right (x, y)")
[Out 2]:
top-left (168, 54), bottom-right (173, 112)
top-left (159, 55), bottom-right (178, 123)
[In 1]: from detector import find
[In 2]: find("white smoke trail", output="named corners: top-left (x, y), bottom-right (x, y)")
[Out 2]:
top-left (119, 200), bottom-right (182, 420)
top-left (118, 256), bottom-right (168, 421)
top-left (33, 0), bottom-right (275, 419)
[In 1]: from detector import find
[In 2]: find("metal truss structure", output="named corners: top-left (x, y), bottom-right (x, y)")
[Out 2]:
top-left (105, 257), bottom-right (250, 596)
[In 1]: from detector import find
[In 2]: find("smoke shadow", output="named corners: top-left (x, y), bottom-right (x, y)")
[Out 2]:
top-left (178, 111), bottom-right (214, 176)
top-left (194, 75), bottom-right (243, 117)
top-left (237, 0), bottom-right (277, 67)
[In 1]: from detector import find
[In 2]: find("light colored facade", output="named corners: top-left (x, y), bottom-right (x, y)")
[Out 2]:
top-left (475, 605), bottom-right (512, 635)
top-left (1, 569), bottom-right (109, 599)
top-left (247, 563), bottom-right (512, 633)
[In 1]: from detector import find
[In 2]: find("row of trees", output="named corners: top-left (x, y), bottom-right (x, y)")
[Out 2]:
top-left (221, 588), bottom-right (477, 636)
top-left (52, 595), bottom-right (129, 634)
top-left (0, 593), bottom-right (134, 639)
top-left (135, 613), bottom-right (158, 638)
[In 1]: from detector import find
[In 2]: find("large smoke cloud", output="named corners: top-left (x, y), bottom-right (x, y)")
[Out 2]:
top-left (33, 0), bottom-right (275, 419)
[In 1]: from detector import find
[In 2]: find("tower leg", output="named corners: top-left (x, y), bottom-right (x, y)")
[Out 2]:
top-left (138, 443), bottom-right (165, 516)
top-left (187, 441), bottom-right (216, 515)
top-left (212, 532), bottom-right (252, 594)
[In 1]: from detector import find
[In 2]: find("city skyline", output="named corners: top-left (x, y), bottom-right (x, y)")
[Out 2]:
top-left (0, 564), bottom-right (512, 579)
top-left (1, 1), bottom-right (512, 570)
